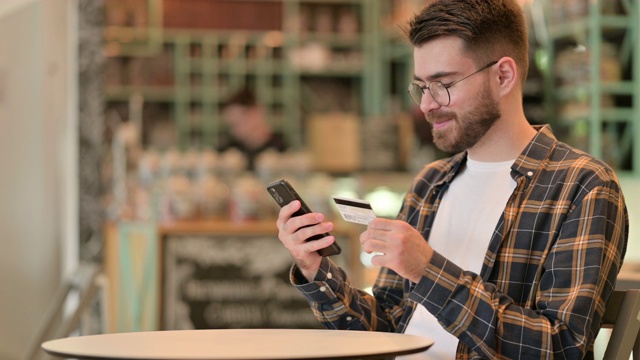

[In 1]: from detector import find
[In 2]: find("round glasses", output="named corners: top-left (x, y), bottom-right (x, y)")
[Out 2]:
top-left (407, 60), bottom-right (498, 106)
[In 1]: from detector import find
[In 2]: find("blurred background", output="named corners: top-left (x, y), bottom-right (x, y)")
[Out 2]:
top-left (1, 0), bottom-right (639, 359)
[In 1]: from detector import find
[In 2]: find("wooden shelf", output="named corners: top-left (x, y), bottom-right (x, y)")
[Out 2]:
top-left (159, 219), bottom-right (278, 235)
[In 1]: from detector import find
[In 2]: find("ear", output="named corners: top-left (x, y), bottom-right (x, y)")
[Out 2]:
top-left (495, 57), bottom-right (518, 96)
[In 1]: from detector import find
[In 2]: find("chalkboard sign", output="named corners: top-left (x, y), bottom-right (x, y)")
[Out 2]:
top-left (161, 233), bottom-right (351, 330)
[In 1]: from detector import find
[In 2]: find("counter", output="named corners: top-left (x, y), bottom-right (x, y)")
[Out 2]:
top-left (104, 219), bottom-right (363, 333)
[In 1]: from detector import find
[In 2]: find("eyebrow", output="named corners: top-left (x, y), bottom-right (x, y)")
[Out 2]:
top-left (412, 70), bottom-right (458, 83)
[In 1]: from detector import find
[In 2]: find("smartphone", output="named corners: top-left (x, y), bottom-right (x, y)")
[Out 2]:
top-left (266, 179), bottom-right (341, 257)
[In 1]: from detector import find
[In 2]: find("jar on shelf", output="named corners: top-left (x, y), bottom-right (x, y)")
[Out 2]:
top-left (314, 6), bottom-right (333, 34)
top-left (565, 0), bottom-right (588, 20)
top-left (196, 149), bottom-right (220, 180)
top-left (219, 148), bottom-right (248, 182)
top-left (164, 173), bottom-right (197, 221)
top-left (600, 42), bottom-right (622, 83)
top-left (337, 7), bottom-right (358, 38)
top-left (229, 174), bottom-right (265, 222)
top-left (554, 42), bottom-right (621, 86)
top-left (255, 149), bottom-right (283, 184)
top-left (197, 174), bottom-right (230, 220)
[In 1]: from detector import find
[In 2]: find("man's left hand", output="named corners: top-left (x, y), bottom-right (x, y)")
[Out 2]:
top-left (360, 218), bottom-right (433, 283)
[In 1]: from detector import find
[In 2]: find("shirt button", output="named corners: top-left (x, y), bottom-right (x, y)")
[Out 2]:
top-left (327, 272), bottom-right (333, 279)
top-left (346, 316), bottom-right (353, 321)
top-left (527, 171), bottom-right (533, 177)
top-left (319, 286), bottom-right (327, 292)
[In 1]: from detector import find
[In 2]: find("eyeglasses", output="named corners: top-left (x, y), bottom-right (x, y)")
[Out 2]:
top-left (407, 60), bottom-right (498, 106)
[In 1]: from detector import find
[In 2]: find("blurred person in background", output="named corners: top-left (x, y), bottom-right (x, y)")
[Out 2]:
top-left (274, 0), bottom-right (629, 359)
top-left (218, 86), bottom-right (288, 171)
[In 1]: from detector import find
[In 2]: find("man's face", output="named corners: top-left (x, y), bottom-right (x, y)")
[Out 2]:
top-left (413, 37), bottom-right (501, 153)
top-left (223, 105), bottom-right (256, 141)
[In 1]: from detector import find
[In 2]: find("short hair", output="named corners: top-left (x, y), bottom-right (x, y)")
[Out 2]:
top-left (222, 86), bottom-right (258, 109)
top-left (408, 0), bottom-right (529, 85)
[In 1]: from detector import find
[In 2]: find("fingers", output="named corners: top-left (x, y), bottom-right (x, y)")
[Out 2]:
top-left (360, 226), bottom-right (400, 272)
top-left (274, 200), bottom-right (336, 281)
top-left (359, 219), bottom-right (433, 282)
top-left (360, 218), bottom-right (400, 250)
top-left (277, 200), bottom-right (329, 236)
top-left (368, 217), bottom-right (410, 231)
top-left (370, 252), bottom-right (385, 268)
top-left (298, 234), bottom-right (336, 255)
top-left (359, 230), bottom-right (386, 254)
top-left (276, 200), bottom-right (334, 255)
top-left (276, 200), bottom-right (302, 230)
top-left (359, 218), bottom-right (412, 264)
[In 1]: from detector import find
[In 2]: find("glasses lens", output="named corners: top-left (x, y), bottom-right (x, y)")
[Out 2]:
top-left (408, 83), bottom-right (423, 105)
top-left (429, 81), bottom-right (449, 106)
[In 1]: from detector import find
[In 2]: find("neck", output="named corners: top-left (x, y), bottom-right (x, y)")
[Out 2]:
top-left (467, 105), bottom-right (536, 162)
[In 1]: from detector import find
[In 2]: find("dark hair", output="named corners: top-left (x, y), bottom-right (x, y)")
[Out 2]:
top-left (408, 0), bottom-right (529, 84)
top-left (222, 86), bottom-right (258, 109)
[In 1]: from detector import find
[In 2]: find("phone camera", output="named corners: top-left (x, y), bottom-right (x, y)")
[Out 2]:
top-left (269, 188), bottom-right (284, 203)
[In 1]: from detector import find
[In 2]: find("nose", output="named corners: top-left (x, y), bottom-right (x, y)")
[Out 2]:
top-left (419, 91), bottom-right (442, 114)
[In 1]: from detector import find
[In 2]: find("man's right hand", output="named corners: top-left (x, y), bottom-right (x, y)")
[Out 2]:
top-left (276, 200), bottom-right (335, 282)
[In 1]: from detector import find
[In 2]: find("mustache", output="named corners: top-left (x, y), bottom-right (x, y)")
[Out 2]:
top-left (425, 111), bottom-right (457, 123)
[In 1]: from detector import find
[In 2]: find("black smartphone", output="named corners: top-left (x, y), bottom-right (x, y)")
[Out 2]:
top-left (266, 178), bottom-right (341, 257)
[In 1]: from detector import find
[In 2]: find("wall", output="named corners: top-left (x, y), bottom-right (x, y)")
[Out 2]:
top-left (0, 1), bottom-right (76, 359)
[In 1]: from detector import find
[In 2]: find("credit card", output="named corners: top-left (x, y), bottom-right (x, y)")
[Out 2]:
top-left (332, 196), bottom-right (377, 225)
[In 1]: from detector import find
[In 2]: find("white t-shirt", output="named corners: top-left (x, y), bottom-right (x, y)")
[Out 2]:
top-left (400, 157), bottom-right (516, 359)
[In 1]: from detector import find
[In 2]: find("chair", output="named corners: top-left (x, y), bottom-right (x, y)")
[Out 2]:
top-left (602, 289), bottom-right (640, 360)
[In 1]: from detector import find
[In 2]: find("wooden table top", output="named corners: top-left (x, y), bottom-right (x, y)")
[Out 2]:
top-left (42, 328), bottom-right (434, 360)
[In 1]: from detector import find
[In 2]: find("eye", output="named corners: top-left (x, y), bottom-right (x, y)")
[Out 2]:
top-left (411, 83), bottom-right (427, 92)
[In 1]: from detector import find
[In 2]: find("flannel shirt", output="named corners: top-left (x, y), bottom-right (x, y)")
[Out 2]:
top-left (292, 125), bottom-right (628, 359)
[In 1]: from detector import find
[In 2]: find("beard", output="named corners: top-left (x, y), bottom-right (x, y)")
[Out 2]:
top-left (426, 84), bottom-right (501, 154)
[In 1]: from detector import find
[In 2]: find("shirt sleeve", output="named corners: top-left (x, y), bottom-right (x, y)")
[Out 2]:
top-left (290, 257), bottom-right (406, 332)
top-left (409, 181), bottom-right (628, 359)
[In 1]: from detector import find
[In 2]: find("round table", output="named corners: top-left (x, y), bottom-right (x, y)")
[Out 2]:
top-left (42, 328), bottom-right (434, 360)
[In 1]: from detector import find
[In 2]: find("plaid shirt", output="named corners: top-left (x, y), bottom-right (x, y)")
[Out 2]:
top-left (292, 125), bottom-right (628, 359)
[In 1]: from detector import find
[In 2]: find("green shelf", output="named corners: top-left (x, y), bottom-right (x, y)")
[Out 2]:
top-left (555, 81), bottom-right (636, 101)
top-left (104, 0), bottom-right (403, 153)
top-left (540, 0), bottom-right (639, 174)
top-left (294, 67), bottom-right (364, 77)
top-left (293, 33), bottom-right (363, 47)
top-left (548, 15), bottom-right (632, 39)
top-left (558, 108), bottom-right (635, 124)
top-left (106, 86), bottom-right (175, 102)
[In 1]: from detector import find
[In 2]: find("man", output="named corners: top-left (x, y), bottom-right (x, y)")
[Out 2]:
top-left (218, 86), bottom-right (287, 171)
top-left (276, 0), bottom-right (628, 359)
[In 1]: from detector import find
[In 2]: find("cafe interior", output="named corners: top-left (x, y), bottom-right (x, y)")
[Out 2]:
top-left (2, 0), bottom-right (640, 359)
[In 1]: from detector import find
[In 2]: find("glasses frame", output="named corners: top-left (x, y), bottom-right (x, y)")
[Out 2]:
top-left (408, 60), bottom-right (499, 106)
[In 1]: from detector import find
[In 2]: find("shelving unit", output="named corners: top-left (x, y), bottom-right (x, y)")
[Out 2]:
top-left (103, 0), bottom-right (386, 152)
top-left (537, 0), bottom-right (639, 174)
top-left (105, 29), bottom-right (292, 149)
top-left (110, 0), bottom-right (640, 174)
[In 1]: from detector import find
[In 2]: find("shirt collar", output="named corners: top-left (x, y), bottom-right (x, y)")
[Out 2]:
top-left (511, 124), bottom-right (557, 179)
top-left (440, 124), bottom-right (556, 184)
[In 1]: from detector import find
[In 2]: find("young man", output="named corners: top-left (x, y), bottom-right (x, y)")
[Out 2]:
top-left (276, 0), bottom-right (628, 358)
top-left (218, 87), bottom-right (287, 171)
